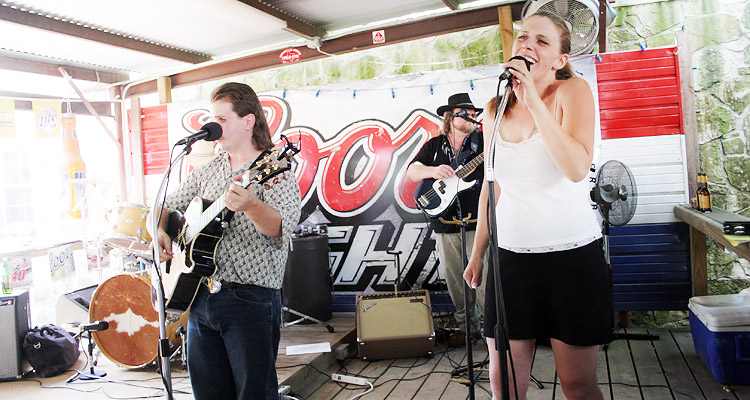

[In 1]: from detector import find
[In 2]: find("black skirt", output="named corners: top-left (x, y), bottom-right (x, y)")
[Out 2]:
top-left (483, 240), bottom-right (613, 346)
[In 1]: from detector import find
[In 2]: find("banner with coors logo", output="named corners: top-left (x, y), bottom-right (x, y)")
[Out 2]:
top-left (162, 60), bottom-right (600, 298)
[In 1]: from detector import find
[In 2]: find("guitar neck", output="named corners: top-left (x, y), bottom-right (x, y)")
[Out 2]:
top-left (185, 196), bottom-right (227, 243)
top-left (181, 147), bottom-right (293, 244)
top-left (455, 153), bottom-right (484, 179)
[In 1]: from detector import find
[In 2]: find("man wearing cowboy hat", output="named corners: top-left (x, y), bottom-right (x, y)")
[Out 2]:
top-left (407, 93), bottom-right (488, 343)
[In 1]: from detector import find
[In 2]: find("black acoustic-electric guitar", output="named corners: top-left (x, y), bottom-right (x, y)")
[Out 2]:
top-left (154, 144), bottom-right (297, 314)
top-left (413, 150), bottom-right (484, 218)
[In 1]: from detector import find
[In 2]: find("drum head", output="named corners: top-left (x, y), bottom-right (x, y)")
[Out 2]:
top-left (90, 274), bottom-right (183, 368)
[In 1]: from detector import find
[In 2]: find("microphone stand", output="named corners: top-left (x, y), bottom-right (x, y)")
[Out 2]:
top-left (486, 81), bottom-right (514, 400)
top-left (150, 144), bottom-right (192, 400)
top-left (458, 204), bottom-right (477, 400)
top-left (78, 329), bottom-right (107, 380)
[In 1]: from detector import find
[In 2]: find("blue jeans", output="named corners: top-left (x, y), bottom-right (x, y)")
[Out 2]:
top-left (187, 284), bottom-right (281, 400)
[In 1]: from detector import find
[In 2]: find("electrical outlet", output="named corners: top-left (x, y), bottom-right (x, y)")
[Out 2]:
top-left (331, 373), bottom-right (369, 386)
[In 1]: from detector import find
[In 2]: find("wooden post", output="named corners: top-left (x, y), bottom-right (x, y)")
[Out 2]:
top-left (109, 86), bottom-right (127, 203)
top-left (675, 30), bottom-right (699, 204)
top-left (675, 31), bottom-right (706, 296)
top-left (690, 227), bottom-right (709, 296)
top-left (498, 5), bottom-right (514, 62)
top-left (598, 0), bottom-right (608, 53)
top-left (157, 76), bottom-right (172, 104)
top-left (128, 97), bottom-right (146, 204)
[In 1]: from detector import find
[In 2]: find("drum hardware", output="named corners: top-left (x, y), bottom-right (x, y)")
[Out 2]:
top-left (281, 305), bottom-right (334, 333)
top-left (293, 224), bottom-right (328, 238)
top-left (169, 325), bottom-right (188, 369)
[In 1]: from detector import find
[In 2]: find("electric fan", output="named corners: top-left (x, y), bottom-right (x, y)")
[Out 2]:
top-left (591, 160), bottom-right (658, 348)
top-left (522, 0), bottom-right (616, 56)
top-left (591, 159), bottom-right (637, 228)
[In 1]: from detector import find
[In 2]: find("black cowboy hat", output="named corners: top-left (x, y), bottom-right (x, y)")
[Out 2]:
top-left (436, 93), bottom-right (483, 116)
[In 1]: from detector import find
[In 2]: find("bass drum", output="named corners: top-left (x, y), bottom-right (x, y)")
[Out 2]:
top-left (89, 274), bottom-right (187, 368)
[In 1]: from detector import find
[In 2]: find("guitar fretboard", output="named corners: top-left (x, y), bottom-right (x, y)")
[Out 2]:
top-left (185, 196), bottom-right (228, 243)
top-left (455, 153), bottom-right (484, 178)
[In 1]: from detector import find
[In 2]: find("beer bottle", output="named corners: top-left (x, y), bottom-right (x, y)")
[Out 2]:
top-left (696, 172), bottom-right (712, 212)
top-left (60, 113), bottom-right (87, 219)
top-left (2, 257), bottom-right (11, 295)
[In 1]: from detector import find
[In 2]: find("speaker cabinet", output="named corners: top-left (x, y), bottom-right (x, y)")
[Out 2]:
top-left (283, 235), bottom-right (332, 323)
top-left (356, 290), bottom-right (435, 360)
top-left (0, 290), bottom-right (31, 380)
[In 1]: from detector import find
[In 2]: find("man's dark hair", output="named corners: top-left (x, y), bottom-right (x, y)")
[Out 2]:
top-left (211, 82), bottom-right (274, 151)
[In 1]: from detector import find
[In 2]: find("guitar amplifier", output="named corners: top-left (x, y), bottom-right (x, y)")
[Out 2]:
top-left (0, 290), bottom-right (32, 380)
top-left (356, 290), bottom-right (435, 360)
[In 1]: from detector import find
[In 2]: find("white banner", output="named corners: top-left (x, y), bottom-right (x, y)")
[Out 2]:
top-left (161, 59), bottom-right (601, 295)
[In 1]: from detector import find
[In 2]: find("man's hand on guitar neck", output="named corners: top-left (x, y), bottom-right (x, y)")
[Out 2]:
top-left (406, 162), bottom-right (456, 182)
top-left (430, 164), bottom-right (457, 180)
top-left (225, 174), bottom-right (260, 213)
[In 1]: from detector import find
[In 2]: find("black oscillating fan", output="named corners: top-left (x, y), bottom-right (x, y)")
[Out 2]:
top-left (591, 159), bottom-right (637, 228)
top-left (591, 160), bottom-right (659, 345)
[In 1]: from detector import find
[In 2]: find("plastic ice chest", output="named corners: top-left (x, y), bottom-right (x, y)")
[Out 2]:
top-left (688, 294), bottom-right (750, 385)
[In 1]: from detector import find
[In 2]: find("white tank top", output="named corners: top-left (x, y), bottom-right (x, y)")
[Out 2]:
top-left (491, 131), bottom-right (601, 253)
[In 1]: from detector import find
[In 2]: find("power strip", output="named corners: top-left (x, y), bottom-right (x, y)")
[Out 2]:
top-left (331, 373), bottom-right (370, 386)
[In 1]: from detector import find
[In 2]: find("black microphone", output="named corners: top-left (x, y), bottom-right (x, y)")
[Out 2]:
top-left (81, 321), bottom-right (109, 332)
top-left (454, 109), bottom-right (482, 126)
top-left (499, 55), bottom-right (534, 81)
top-left (176, 122), bottom-right (222, 145)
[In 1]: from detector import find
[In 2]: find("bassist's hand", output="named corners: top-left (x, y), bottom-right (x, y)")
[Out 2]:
top-left (432, 165), bottom-right (456, 180)
top-left (154, 231), bottom-right (173, 261)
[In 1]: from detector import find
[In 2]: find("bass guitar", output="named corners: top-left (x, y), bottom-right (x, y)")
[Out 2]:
top-left (413, 151), bottom-right (484, 218)
top-left (154, 143), bottom-right (297, 314)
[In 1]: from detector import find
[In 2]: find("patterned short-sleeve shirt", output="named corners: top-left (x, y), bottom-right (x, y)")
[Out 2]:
top-left (164, 151), bottom-right (301, 289)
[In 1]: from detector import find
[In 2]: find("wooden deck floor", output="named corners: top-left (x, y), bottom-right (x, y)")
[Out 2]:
top-left (3, 314), bottom-right (749, 399)
top-left (287, 322), bottom-right (750, 400)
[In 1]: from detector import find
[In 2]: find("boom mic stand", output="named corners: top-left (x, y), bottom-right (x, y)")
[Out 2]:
top-left (149, 143), bottom-right (193, 400)
top-left (486, 80), bottom-right (515, 400)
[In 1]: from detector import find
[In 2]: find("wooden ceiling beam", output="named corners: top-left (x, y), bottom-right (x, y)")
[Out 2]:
top-left (125, 3), bottom-right (525, 97)
top-left (0, 55), bottom-right (128, 83)
top-left (236, 0), bottom-right (327, 39)
top-left (0, 4), bottom-right (211, 64)
top-left (1, 91), bottom-right (114, 117)
top-left (442, 0), bottom-right (460, 10)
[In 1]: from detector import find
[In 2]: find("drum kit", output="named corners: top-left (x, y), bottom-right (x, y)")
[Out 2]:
top-left (87, 203), bottom-right (188, 369)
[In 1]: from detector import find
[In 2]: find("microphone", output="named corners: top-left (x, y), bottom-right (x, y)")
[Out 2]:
top-left (454, 109), bottom-right (482, 126)
top-left (81, 321), bottom-right (109, 332)
top-left (499, 55), bottom-right (534, 81)
top-left (176, 122), bottom-right (222, 145)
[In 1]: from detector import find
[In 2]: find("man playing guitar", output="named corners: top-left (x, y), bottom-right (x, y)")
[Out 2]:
top-left (153, 82), bottom-right (301, 400)
top-left (407, 92), bottom-right (488, 343)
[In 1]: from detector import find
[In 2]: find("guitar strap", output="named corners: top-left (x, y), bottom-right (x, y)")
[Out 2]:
top-left (469, 129), bottom-right (481, 154)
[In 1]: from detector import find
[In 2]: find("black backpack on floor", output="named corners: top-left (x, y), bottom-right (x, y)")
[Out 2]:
top-left (23, 324), bottom-right (80, 378)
